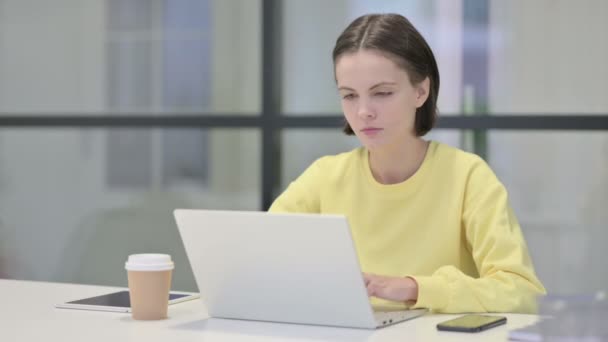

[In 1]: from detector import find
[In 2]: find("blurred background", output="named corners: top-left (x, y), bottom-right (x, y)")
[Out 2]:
top-left (0, 0), bottom-right (606, 295)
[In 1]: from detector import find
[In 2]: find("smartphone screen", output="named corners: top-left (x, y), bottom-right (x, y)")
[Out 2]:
top-left (437, 314), bottom-right (507, 332)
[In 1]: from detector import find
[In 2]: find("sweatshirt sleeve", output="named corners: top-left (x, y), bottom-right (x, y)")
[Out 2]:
top-left (410, 158), bottom-right (546, 313)
top-left (268, 158), bottom-right (324, 214)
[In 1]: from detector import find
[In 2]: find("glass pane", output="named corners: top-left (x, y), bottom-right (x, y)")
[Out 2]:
top-left (281, 130), bottom-right (360, 189)
top-left (281, 0), bottom-right (463, 115)
top-left (0, 0), bottom-right (261, 115)
top-left (489, 1), bottom-right (608, 114)
top-left (486, 131), bottom-right (608, 294)
top-left (281, 0), bottom-right (608, 116)
top-left (0, 128), bottom-right (260, 291)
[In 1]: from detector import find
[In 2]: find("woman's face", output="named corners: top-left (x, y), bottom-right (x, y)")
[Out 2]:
top-left (335, 49), bottom-right (429, 151)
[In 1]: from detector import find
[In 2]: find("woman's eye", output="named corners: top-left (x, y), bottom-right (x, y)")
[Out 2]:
top-left (342, 94), bottom-right (356, 100)
top-left (375, 91), bottom-right (393, 97)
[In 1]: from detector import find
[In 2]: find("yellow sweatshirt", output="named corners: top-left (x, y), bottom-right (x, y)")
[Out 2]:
top-left (269, 141), bottom-right (546, 313)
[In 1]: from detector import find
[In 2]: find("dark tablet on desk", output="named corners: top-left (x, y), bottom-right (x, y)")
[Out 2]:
top-left (55, 290), bottom-right (199, 313)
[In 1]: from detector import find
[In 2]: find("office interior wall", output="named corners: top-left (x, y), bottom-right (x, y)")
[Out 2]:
top-left (488, 132), bottom-right (608, 294)
top-left (0, 0), bottom-right (108, 282)
top-left (487, 0), bottom-right (608, 293)
top-left (0, 0), bottom-right (606, 296)
top-left (489, 0), bottom-right (608, 114)
top-left (209, 0), bottom-right (261, 198)
top-left (0, 0), bottom-right (261, 291)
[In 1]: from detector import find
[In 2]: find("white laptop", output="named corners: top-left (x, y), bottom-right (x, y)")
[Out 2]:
top-left (173, 209), bottom-right (427, 329)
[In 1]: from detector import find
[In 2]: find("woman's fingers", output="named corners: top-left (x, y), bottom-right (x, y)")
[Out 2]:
top-left (366, 276), bottom-right (415, 302)
top-left (366, 275), bottom-right (401, 300)
top-left (363, 273), bottom-right (375, 296)
top-left (366, 281), bottom-right (376, 296)
top-left (362, 272), bottom-right (373, 286)
top-left (365, 275), bottom-right (381, 297)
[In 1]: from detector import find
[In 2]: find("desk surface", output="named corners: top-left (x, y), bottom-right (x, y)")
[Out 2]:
top-left (1, 279), bottom-right (538, 341)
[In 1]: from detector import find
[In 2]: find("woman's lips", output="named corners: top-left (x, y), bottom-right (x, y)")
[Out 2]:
top-left (361, 127), bottom-right (383, 136)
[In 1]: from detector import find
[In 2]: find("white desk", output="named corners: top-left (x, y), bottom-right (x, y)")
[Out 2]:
top-left (1, 279), bottom-right (539, 341)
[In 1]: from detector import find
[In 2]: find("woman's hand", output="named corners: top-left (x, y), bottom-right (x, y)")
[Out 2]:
top-left (363, 273), bottom-right (419, 303)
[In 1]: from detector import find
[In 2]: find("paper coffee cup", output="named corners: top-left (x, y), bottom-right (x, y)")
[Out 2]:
top-left (125, 254), bottom-right (174, 320)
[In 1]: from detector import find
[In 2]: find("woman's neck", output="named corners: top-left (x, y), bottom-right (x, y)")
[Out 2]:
top-left (368, 138), bottom-right (429, 185)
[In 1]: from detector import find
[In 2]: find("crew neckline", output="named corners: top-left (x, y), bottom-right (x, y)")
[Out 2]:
top-left (360, 140), bottom-right (437, 195)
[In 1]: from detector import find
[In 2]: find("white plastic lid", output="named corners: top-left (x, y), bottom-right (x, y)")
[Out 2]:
top-left (125, 254), bottom-right (174, 271)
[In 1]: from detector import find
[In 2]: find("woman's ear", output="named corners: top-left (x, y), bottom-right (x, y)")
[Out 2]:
top-left (415, 77), bottom-right (430, 108)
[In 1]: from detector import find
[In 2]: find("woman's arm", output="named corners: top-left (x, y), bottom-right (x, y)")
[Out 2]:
top-left (410, 160), bottom-right (546, 313)
top-left (268, 158), bottom-right (324, 214)
top-left (365, 159), bottom-right (546, 313)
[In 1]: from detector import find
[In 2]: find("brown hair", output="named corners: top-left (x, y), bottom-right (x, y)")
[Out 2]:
top-left (333, 13), bottom-right (440, 136)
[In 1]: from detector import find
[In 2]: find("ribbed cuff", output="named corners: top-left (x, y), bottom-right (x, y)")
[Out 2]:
top-left (409, 275), bottom-right (449, 311)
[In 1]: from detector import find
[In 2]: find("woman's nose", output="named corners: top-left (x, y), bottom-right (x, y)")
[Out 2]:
top-left (356, 101), bottom-right (376, 119)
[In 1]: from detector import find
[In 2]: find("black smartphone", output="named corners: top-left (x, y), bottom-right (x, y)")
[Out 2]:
top-left (436, 314), bottom-right (507, 333)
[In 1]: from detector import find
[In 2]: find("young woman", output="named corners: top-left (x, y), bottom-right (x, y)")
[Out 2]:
top-left (269, 13), bottom-right (545, 313)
